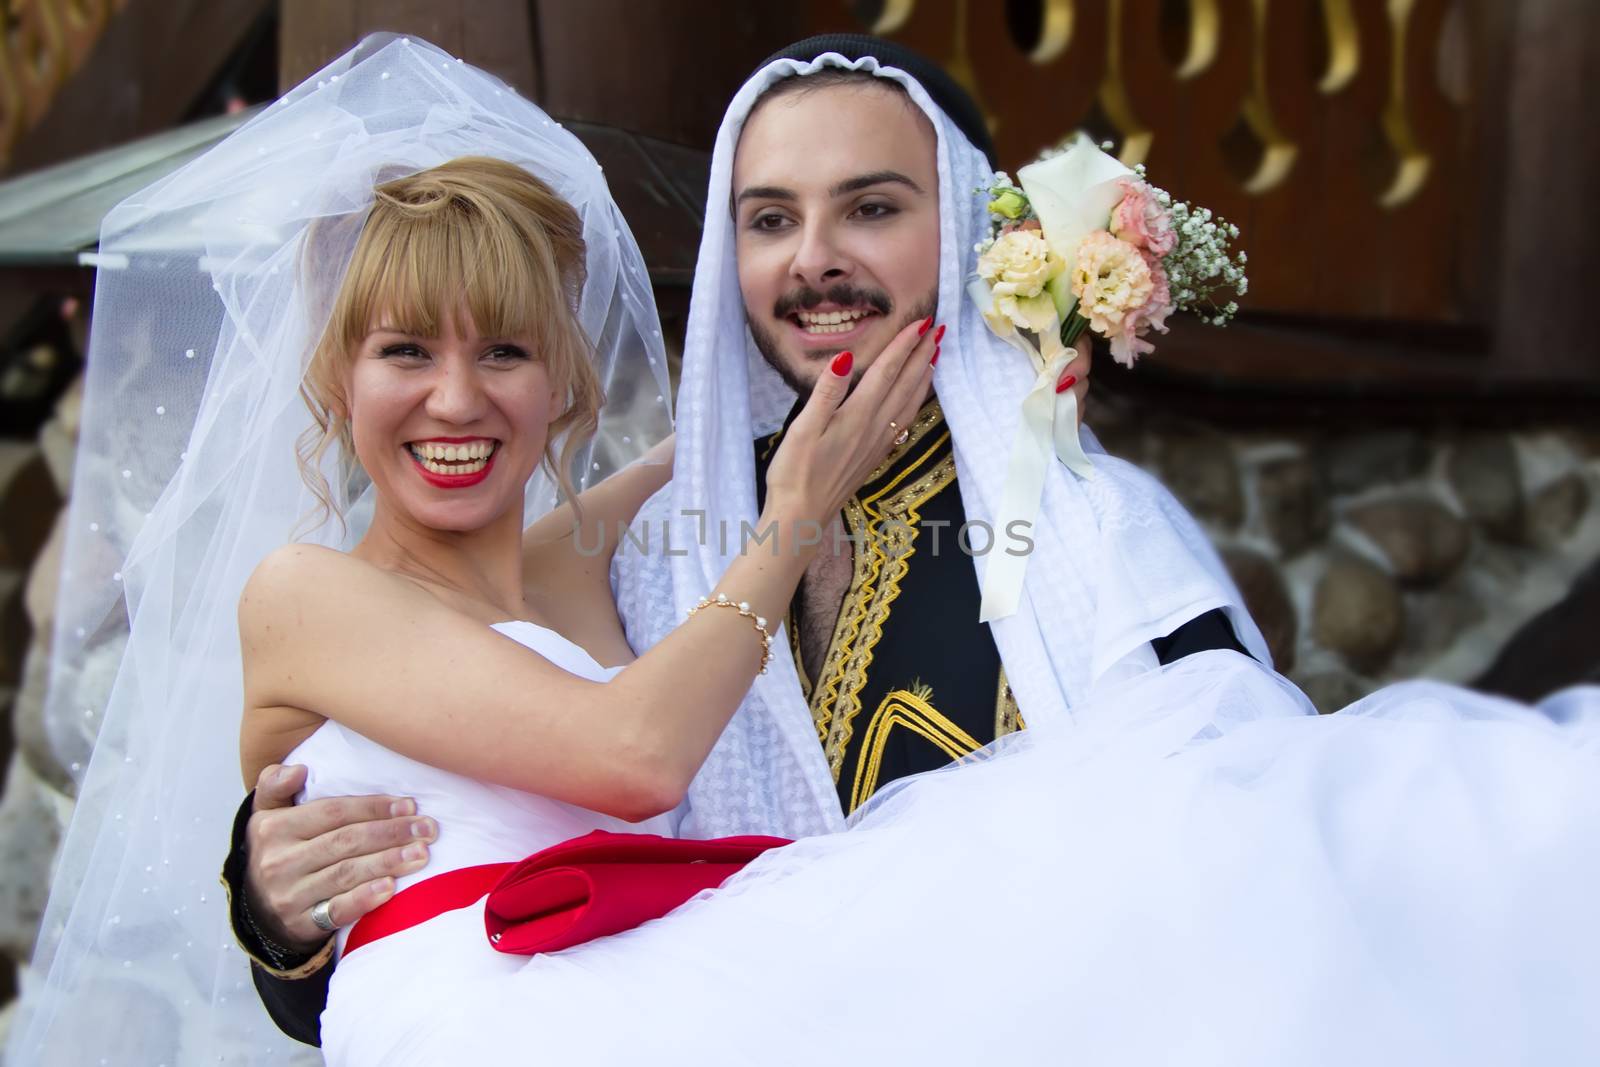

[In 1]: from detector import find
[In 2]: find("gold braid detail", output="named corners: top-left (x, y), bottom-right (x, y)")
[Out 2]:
top-left (863, 397), bottom-right (946, 483)
top-left (775, 398), bottom-right (948, 732)
top-left (807, 500), bottom-right (872, 746)
top-left (849, 688), bottom-right (984, 814)
top-left (810, 442), bottom-right (957, 781)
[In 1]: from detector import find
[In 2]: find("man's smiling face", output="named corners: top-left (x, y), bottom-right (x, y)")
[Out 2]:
top-left (732, 77), bottom-right (941, 397)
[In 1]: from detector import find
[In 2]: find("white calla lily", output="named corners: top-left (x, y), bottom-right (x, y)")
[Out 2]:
top-left (1017, 134), bottom-right (1135, 319)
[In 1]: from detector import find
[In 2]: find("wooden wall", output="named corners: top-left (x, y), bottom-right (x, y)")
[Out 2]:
top-left (279, 0), bottom-right (806, 143)
top-left (280, 0), bottom-right (537, 98)
top-left (790, 0), bottom-right (1599, 395)
top-left (1, 0), bottom-right (272, 174)
top-left (272, 0), bottom-right (1598, 403)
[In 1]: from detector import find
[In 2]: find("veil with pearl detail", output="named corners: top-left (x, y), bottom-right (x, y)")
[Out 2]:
top-left (8, 35), bottom-right (671, 1065)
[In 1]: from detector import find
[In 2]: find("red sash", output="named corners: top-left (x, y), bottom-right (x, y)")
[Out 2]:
top-left (343, 830), bottom-right (789, 957)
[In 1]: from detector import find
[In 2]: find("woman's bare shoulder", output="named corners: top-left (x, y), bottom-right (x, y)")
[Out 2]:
top-left (244, 542), bottom-right (354, 596)
top-left (248, 541), bottom-right (351, 579)
top-left (239, 544), bottom-right (413, 632)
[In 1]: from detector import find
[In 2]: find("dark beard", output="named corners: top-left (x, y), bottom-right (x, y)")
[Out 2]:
top-left (748, 288), bottom-right (938, 400)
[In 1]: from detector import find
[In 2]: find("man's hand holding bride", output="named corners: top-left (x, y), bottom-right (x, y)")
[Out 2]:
top-left (242, 763), bottom-right (434, 952)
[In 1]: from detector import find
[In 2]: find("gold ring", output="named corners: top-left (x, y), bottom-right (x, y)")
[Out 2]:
top-left (889, 420), bottom-right (910, 446)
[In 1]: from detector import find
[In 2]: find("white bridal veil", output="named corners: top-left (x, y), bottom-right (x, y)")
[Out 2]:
top-left (9, 35), bottom-right (670, 1065)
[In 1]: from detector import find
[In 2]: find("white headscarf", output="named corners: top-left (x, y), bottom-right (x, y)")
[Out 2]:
top-left (664, 52), bottom-right (1268, 839)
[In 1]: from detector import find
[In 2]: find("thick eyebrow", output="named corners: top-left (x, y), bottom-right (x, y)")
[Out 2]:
top-left (734, 184), bottom-right (796, 209)
top-left (732, 170), bottom-right (926, 212)
top-left (829, 170), bottom-right (925, 198)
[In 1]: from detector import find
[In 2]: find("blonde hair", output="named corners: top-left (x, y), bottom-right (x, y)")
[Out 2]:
top-left (297, 156), bottom-right (603, 531)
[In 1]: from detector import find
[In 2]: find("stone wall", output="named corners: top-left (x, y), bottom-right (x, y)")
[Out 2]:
top-left (0, 375), bottom-right (75, 1054)
top-left (1090, 392), bottom-right (1600, 710)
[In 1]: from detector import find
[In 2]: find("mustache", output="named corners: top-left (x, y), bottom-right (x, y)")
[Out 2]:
top-left (772, 284), bottom-right (892, 320)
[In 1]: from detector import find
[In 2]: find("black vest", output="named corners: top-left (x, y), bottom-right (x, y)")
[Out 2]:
top-left (756, 397), bottom-right (1019, 815)
top-left (753, 395), bottom-right (1249, 815)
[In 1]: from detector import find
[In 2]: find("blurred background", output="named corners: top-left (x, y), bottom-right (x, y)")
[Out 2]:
top-left (0, 0), bottom-right (1595, 1039)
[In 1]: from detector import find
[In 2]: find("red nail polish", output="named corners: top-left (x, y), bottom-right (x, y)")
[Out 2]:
top-left (934, 324), bottom-right (946, 343)
top-left (918, 316), bottom-right (934, 336)
top-left (1055, 373), bottom-right (1078, 395)
top-left (931, 345), bottom-right (940, 366)
top-left (831, 350), bottom-right (854, 376)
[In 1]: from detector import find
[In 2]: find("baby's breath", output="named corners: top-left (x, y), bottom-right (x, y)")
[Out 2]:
top-left (1157, 186), bottom-right (1247, 326)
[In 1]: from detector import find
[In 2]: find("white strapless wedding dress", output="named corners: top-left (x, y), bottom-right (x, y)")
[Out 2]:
top-left (293, 622), bottom-right (1600, 1066)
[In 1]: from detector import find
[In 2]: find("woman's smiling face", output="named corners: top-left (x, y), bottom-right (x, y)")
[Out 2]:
top-left (346, 309), bottom-right (559, 534)
top-left (297, 157), bottom-right (604, 532)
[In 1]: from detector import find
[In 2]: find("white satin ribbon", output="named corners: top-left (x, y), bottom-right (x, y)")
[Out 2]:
top-left (967, 278), bottom-right (1094, 622)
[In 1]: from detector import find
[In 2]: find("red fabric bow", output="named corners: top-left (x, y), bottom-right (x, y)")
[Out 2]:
top-left (343, 830), bottom-right (789, 958)
top-left (483, 829), bottom-right (790, 954)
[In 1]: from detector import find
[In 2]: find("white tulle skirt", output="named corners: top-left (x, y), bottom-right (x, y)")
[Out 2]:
top-left (322, 652), bottom-right (1600, 1066)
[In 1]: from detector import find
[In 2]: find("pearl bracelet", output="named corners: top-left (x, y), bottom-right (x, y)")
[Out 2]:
top-left (688, 592), bottom-right (774, 675)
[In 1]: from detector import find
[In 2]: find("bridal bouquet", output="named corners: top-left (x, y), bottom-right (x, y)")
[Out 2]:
top-left (972, 132), bottom-right (1247, 370)
top-left (967, 133), bottom-right (1248, 620)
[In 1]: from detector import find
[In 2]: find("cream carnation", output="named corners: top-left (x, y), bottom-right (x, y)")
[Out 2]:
top-left (977, 229), bottom-right (1064, 334)
top-left (1070, 231), bottom-right (1155, 341)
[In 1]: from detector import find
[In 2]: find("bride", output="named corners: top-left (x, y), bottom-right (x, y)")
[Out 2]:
top-left (233, 155), bottom-right (936, 1059)
top-left (13, 35), bottom-right (1600, 1067)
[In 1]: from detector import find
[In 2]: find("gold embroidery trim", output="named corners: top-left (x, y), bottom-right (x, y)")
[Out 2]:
top-left (860, 432), bottom-right (951, 518)
top-left (762, 395), bottom-right (942, 477)
top-left (218, 869), bottom-right (336, 979)
top-left (862, 396), bottom-right (946, 485)
top-left (809, 443), bottom-right (958, 780)
top-left (995, 664), bottom-right (1025, 737)
top-left (806, 502), bottom-right (872, 747)
top-left (848, 688), bottom-right (985, 813)
top-left (776, 397), bottom-right (947, 725)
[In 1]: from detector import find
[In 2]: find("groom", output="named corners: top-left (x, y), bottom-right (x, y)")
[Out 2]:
top-left (223, 35), bottom-right (1256, 1043)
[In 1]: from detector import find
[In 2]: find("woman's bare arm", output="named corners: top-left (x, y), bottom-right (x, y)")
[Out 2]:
top-left (522, 435), bottom-right (674, 561)
top-left (514, 436), bottom-right (674, 623)
top-left (240, 536), bottom-right (806, 822)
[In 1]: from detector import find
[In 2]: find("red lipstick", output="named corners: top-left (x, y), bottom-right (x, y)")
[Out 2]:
top-left (409, 443), bottom-right (497, 489)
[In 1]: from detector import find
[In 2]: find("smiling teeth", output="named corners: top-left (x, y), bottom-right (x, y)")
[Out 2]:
top-left (409, 440), bottom-right (495, 474)
top-left (796, 309), bottom-right (871, 333)
top-left (412, 440), bottom-right (494, 461)
top-left (419, 456), bottom-right (488, 475)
